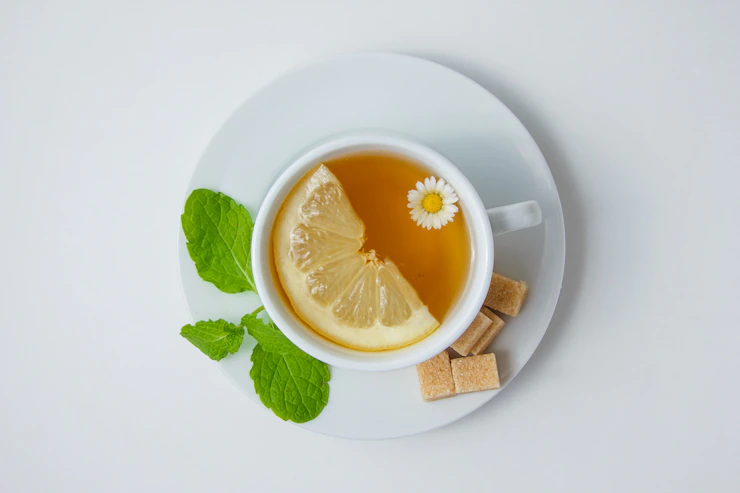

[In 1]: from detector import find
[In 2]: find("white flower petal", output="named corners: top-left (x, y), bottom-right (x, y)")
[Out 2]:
top-left (421, 212), bottom-right (433, 229)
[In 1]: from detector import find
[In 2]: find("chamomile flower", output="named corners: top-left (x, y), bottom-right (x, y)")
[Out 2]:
top-left (407, 176), bottom-right (459, 230)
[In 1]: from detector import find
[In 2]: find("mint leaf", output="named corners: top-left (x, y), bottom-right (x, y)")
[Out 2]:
top-left (250, 347), bottom-right (330, 423)
top-left (180, 319), bottom-right (244, 361)
top-left (242, 313), bottom-right (330, 423)
top-left (181, 189), bottom-right (255, 293)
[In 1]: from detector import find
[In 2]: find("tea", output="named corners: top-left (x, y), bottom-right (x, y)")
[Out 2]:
top-left (271, 152), bottom-right (470, 351)
top-left (323, 152), bottom-right (469, 320)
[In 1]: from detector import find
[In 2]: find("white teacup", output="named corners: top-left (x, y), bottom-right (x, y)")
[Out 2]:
top-left (252, 133), bottom-right (541, 372)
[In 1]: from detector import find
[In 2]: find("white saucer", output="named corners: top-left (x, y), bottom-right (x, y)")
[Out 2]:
top-left (178, 53), bottom-right (565, 439)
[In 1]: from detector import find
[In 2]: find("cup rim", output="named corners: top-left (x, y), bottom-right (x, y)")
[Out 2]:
top-left (252, 132), bottom-right (494, 371)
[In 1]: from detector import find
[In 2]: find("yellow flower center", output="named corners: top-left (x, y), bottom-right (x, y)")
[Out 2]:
top-left (422, 193), bottom-right (443, 213)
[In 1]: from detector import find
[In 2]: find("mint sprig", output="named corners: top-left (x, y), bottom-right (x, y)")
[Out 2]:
top-left (180, 189), bottom-right (331, 423)
top-left (181, 189), bottom-right (255, 293)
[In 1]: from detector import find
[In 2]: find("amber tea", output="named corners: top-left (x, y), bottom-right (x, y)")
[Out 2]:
top-left (272, 150), bottom-right (470, 351)
top-left (323, 152), bottom-right (469, 321)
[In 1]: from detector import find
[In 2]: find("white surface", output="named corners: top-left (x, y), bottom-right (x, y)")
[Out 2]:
top-left (1, 0), bottom-right (739, 491)
top-left (180, 56), bottom-right (565, 437)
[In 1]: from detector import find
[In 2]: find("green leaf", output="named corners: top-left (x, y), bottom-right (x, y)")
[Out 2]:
top-left (181, 189), bottom-right (255, 293)
top-left (180, 319), bottom-right (244, 361)
top-left (250, 347), bottom-right (330, 423)
top-left (243, 313), bottom-right (330, 423)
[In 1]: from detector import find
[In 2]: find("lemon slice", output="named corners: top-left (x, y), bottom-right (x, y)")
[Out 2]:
top-left (273, 164), bottom-right (439, 351)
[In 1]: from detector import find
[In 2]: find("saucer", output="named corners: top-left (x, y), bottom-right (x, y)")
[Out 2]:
top-left (178, 53), bottom-right (565, 439)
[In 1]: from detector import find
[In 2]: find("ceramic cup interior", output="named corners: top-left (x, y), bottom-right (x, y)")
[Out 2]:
top-left (252, 133), bottom-right (494, 372)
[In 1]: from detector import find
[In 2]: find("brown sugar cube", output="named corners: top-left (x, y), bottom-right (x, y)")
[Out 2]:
top-left (416, 351), bottom-right (456, 401)
top-left (451, 353), bottom-right (501, 394)
top-left (450, 311), bottom-right (493, 356)
top-left (470, 307), bottom-right (505, 355)
top-left (484, 272), bottom-right (529, 316)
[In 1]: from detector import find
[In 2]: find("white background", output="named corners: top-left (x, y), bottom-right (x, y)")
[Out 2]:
top-left (1, 1), bottom-right (739, 492)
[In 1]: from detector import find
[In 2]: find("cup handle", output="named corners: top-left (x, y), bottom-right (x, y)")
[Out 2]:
top-left (487, 200), bottom-right (542, 236)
